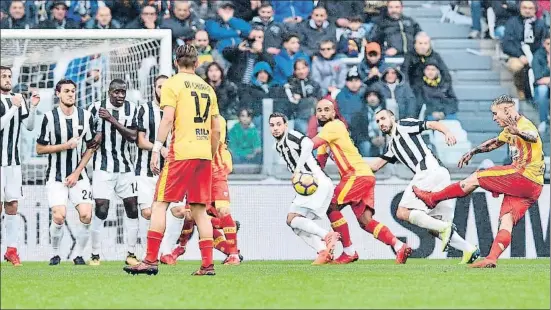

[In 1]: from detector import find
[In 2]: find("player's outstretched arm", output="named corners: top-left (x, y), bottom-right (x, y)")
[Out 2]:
top-left (426, 121), bottom-right (456, 146)
top-left (366, 157), bottom-right (389, 173)
top-left (458, 137), bottom-right (505, 168)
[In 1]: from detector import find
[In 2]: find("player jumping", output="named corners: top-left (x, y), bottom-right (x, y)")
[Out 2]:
top-left (269, 112), bottom-right (340, 265)
top-left (124, 44), bottom-right (221, 276)
top-left (413, 95), bottom-right (544, 268)
top-left (311, 98), bottom-right (412, 264)
top-left (1, 65), bottom-right (40, 266)
top-left (368, 110), bottom-right (480, 264)
top-left (36, 79), bottom-right (101, 265)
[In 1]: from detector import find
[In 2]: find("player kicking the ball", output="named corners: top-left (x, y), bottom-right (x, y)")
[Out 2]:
top-left (413, 95), bottom-right (544, 268)
top-left (269, 112), bottom-right (340, 265)
top-left (124, 44), bottom-right (220, 276)
top-left (36, 79), bottom-right (101, 265)
top-left (312, 98), bottom-right (412, 264)
top-left (368, 110), bottom-right (480, 264)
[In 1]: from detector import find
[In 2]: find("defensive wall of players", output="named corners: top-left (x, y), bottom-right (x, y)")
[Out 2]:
top-left (3, 182), bottom-right (548, 262)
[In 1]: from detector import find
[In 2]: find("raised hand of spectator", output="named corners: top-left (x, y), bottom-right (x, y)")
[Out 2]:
top-left (238, 40), bottom-right (250, 52)
top-left (284, 16), bottom-right (302, 24)
top-left (267, 47), bottom-right (281, 55)
top-left (144, 19), bottom-right (156, 29)
top-left (385, 48), bottom-right (398, 56)
top-left (251, 0), bottom-right (262, 10)
top-left (537, 77), bottom-right (550, 85)
top-left (336, 18), bottom-right (349, 28)
top-left (327, 86), bottom-right (338, 93)
top-left (368, 67), bottom-right (380, 79)
top-left (251, 40), bottom-right (263, 53)
top-left (519, 55), bottom-right (529, 65)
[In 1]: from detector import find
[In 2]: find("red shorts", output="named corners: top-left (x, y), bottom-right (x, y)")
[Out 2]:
top-left (332, 175), bottom-right (375, 218)
top-left (155, 159), bottom-right (212, 204)
top-left (477, 165), bottom-right (543, 224)
top-left (212, 172), bottom-right (230, 207)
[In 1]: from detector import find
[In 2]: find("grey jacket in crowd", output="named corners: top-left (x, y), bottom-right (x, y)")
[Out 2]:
top-left (311, 55), bottom-right (347, 96)
top-left (297, 19), bottom-right (337, 57)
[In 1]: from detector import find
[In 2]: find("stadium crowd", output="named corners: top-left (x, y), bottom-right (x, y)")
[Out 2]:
top-left (1, 0), bottom-right (549, 160)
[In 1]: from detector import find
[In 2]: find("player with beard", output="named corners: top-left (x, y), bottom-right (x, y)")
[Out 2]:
top-left (311, 98), bottom-right (412, 264)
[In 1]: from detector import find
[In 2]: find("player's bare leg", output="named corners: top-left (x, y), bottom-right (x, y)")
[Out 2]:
top-left (190, 203), bottom-right (215, 276)
top-left (326, 205), bottom-right (357, 263)
top-left (471, 213), bottom-right (514, 268)
top-left (123, 197), bottom-right (140, 266)
top-left (287, 213), bottom-right (338, 265)
top-left (217, 204), bottom-right (241, 265)
top-left (73, 203), bottom-right (92, 265)
top-left (414, 173), bottom-right (479, 209)
top-left (159, 206), bottom-right (185, 265)
top-left (49, 205), bottom-right (66, 265)
top-left (357, 206), bottom-right (412, 264)
top-left (3, 201), bottom-right (21, 266)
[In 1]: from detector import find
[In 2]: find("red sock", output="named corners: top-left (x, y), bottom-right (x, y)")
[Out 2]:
top-left (213, 229), bottom-right (230, 255)
top-left (432, 182), bottom-right (468, 203)
top-left (487, 229), bottom-right (511, 261)
top-left (198, 238), bottom-right (214, 268)
top-left (364, 220), bottom-right (397, 247)
top-left (178, 220), bottom-right (195, 247)
top-left (221, 214), bottom-right (238, 254)
top-left (328, 210), bottom-right (352, 247)
top-left (210, 217), bottom-right (222, 229)
top-left (145, 230), bottom-right (163, 263)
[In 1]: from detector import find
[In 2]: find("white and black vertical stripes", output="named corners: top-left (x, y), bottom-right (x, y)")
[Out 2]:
top-left (88, 99), bottom-right (138, 173)
top-left (0, 93), bottom-right (29, 167)
top-left (37, 106), bottom-right (95, 183)
top-left (381, 118), bottom-right (434, 173)
top-left (135, 101), bottom-right (166, 177)
top-left (275, 130), bottom-right (326, 178)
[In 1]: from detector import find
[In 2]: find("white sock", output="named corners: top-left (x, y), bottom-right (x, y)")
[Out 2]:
top-left (4, 214), bottom-right (19, 248)
top-left (74, 221), bottom-right (91, 258)
top-left (343, 246), bottom-right (356, 255)
top-left (449, 233), bottom-right (476, 252)
top-left (393, 240), bottom-right (404, 252)
top-left (138, 205), bottom-right (150, 245)
top-left (160, 212), bottom-right (184, 255)
top-left (49, 222), bottom-right (64, 256)
top-left (90, 215), bottom-right (105, 255)
top-left (125, 217), bottom-right (139, 254)
top-left (408, 210), bottom-right (448, 232)
top-left (289, 216), bottom-right (328, 239)
top-left (293, 228), bottom-right (326, 252)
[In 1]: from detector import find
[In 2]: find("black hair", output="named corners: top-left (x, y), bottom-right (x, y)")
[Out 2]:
top-left (239, 107), bottom-right (253, 118)
top-left (293, 58), bottom-right (309, 71)
top-left (259, 2), bottom-right (273, 9)
top-left (55, 78), bottom-right (77, 92)
top-left (387, 0), bottom-right (403, 5)
top-left (204, 62), bottom-right (225, 84)
top-left (348, 15), bottom-right (363, 23)
top-left (375, 109), bottom-right (395, 117)
top-left (269, 112), bottom-right (288, 123)
top-left (109, 79), bottom-right (127, 90)
top-left (154, 74), bottom-right (168, 86)
top-left (283, 33), bottom-right (300, 43)
top-left (0, 65), bottom-right (12, 73)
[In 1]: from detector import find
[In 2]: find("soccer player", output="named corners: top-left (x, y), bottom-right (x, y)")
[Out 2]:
top-left (124, 44), bottom-right (220, 276)
top-left (413, 95), bottom-right (545, 268)
top-left (368, 110), bottom-right (480, 264)
top-left (87, 79), bottom-right (140, 266)
top-left (312, 98), bottom-right (412, 264)
top-left (269, 112), bottom-right (340, 265)
top-left (1, 65), bottom-right (39, 266)
top-left (36, 79), bottom-right (101, 265)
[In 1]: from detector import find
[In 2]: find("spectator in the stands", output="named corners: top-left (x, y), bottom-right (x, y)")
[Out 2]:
top-left (502, 0), bottom-right (548, 99)
top-left (536, 0), bottom-right (550, 19)
top-left (416, 60), bottom-right (458, 121)
top-left (350, 87), bottom-right (386, 157)
top-left (104, 0), bottom-right (141, 27)
top-left (85, 6), bottom-right (120, 29)
top-left (489, 1), bottom-right (519, 40)
top-left (377, 64), bottom-right (418, 119)
top-left (232, 0), bottom-right (261, 22)
top-left (532, 34), bottom-right (550, 132)
top-left (1, 0), bottom-right (34, 29)
top-left (161, 0), bottom-right (204, 40)
top-left (194, 30), bottom-right (225, 78)
top-left (368, 0), bottom-right (422, 57)
top-left (273, 33), bottom-right (310, 85)
top-left (272, 0), bottom-right (313, 27)
top-left (318, 0), bottom-right (365, 29)
top-left (37, 1), bottom-right (79, 29)
top-left (336, 66), bottom-right (366, 125)
top-left (205, 1), bottom-right (252, 52)
top-left (125, 5), bottom-right (160, 29)
top-left (401, 32), bottom-right (452, 90)
top-left (250, 2), bottom-right (286, 55)
top-left (205, 62), bottom-right (240, 120)
top-left (297, 6), bottom-right (337, 57)
top-left (223, 27), bottom-right (274, 85)
top-left (63, 0), bottom-right (101, 27)
top-left (337, 16), bottom-right (367, 57)
top-left (468, 0), bottom-right (485, 39)
top-left (364, 1), bottom-right (387, 25)
top-left (358, 42), bottom-right (385, 87)
top-left (228, 108), bottom-right (262, 164)
top-left (311, 40), bottom-right (348, 96)
top-left (284, 59), bottom-right (322, 134)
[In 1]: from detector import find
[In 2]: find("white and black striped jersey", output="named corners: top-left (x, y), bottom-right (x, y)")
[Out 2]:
top-left (88, 99), bottom-right (138, 173)
top-left (275, 130), bottom-right (326, 178)
top-left (381, 118), bottom-right (440, 173)
top-left (37, 106), bottom-right (95, 183)
top-left (135, 101), bottom-right (168, 177)
top-left (0, 93), bottom-right (29, 167)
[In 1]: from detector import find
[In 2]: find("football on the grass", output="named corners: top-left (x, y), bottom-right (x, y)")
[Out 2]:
top-left (292, 172), bottom-right (318, 196)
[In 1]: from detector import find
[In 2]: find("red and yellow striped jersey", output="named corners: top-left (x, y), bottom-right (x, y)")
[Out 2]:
top-left (317, 119), bottom-right (374, 178)
top-left (497, 116), bottom-right (545, 185)
top-left (212, 116), bottom-right (232, 176)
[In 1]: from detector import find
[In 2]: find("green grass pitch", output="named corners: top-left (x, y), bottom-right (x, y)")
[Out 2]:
top-left (1, 259), bottom-right (549, 309)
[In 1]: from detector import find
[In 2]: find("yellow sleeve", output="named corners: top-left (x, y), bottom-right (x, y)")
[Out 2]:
top-left (318, 121), bottom-right (341, 143)
top-left (497, 129), bottom-right (509, 143)
top-left (210, 88), bottom-right (219, 117)
top-left (518, 118), bottom-right (538, 132)
top-left (160, 80), bottom-right (177, 109)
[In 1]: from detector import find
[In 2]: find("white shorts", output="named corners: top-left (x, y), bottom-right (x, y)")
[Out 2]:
top-left (1, 166), bottom-right (22, 202)
top-left (136, 175), bottom-right (185, 209)
top-left (47, 180), bottom-right (93, 208)
top-left (289, 175), bottom-right (334, 220)
top-left (92, 170), bottom-right (137, 201)
top-left (400, 165), bottom-right (455, 222)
